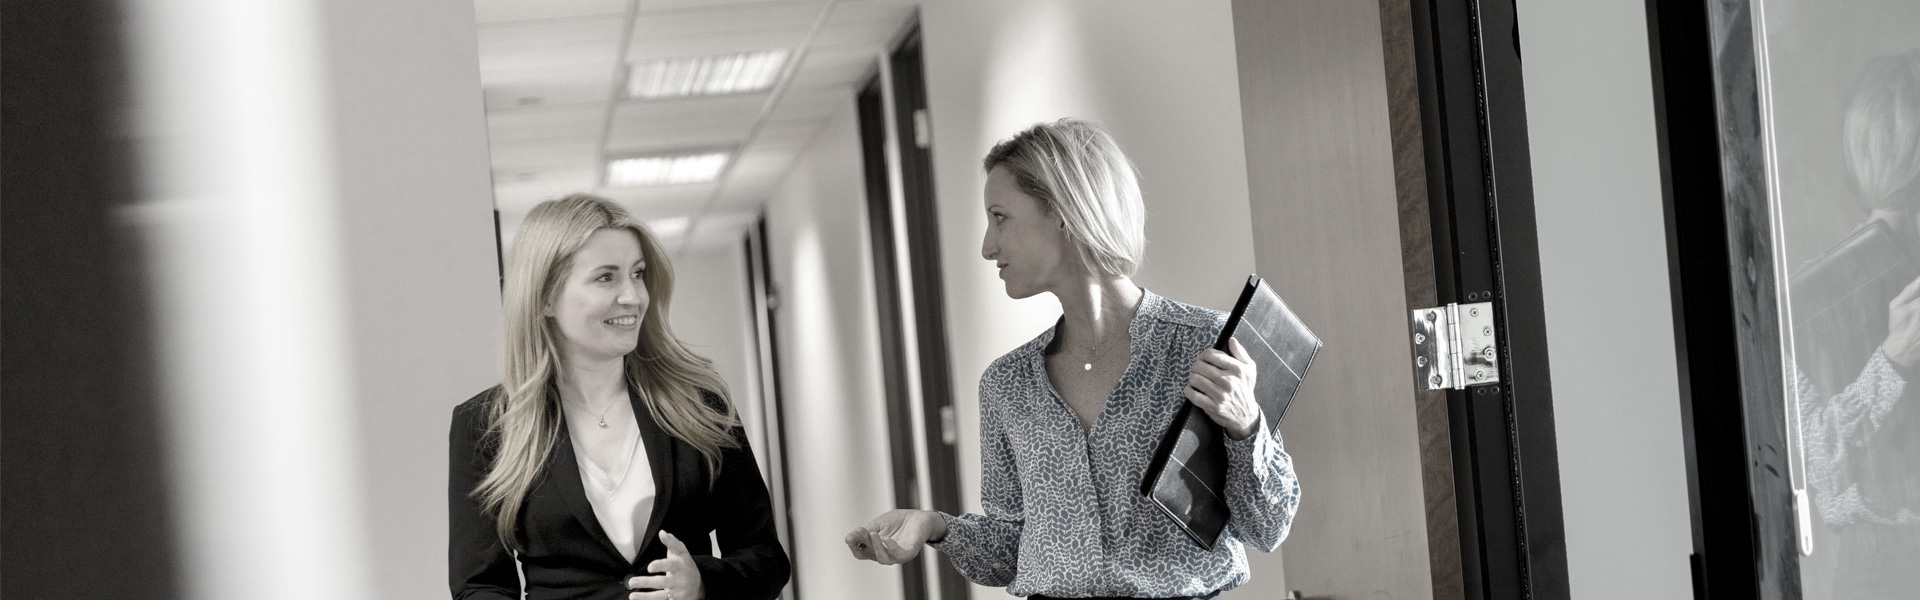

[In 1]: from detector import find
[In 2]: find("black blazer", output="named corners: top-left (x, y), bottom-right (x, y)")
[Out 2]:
top-left (449, 387), bottom-right (790, 600)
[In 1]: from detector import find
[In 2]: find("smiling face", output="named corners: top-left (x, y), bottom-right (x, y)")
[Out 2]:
top-left (981, 165), bottom-right (1077, 299)
top-left (545, 228), bottom-right (650, 366)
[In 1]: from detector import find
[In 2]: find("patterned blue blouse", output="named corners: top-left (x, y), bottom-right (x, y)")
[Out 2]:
top-left (929, 290), bottom-right (1301, 597)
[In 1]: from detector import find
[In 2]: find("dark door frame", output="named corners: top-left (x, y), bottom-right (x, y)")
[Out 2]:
top-left (853, 23), bottom-right (972, 600)
top-left (745, 218), bottom-right (803, 600)
top-left (1402, 0), bottom-right (1571, 597)
top-left (1643, 0), bottom-right (1800, 597)
top-left (856, 76), bottom-right (935, 600)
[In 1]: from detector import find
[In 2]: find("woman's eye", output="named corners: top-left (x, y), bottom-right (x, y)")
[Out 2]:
top-left (631, 270), bottom-right (645, 279)
top-left (595, 273), bottom-right (613, 282)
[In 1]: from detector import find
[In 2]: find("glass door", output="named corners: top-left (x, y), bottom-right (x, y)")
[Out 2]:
top-left (1653, 0), bottom-right (1920, 597)
top-left (1754, 0), bottom-right (1920, 597)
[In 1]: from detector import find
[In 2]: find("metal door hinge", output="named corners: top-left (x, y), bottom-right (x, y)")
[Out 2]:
top-left (912, 108), bottom-right (931, 149)
top-left (939, 404), bottom-right (957, 445)
top-left (1410, 302), bottom-right (1500, 390)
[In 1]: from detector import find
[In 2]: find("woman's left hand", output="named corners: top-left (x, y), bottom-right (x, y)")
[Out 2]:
top-left (627, 531), bottom-right (704, 600)
top-left (1185, 338), bottom-right (1261, 441)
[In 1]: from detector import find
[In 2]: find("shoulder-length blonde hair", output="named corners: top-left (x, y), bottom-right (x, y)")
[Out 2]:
top-left (983, 118), bottom-right (1147, 278)
top-left (1845, 50), bottom-right (1920, 211)
top-left (474, 193), bottom-right (737, 550)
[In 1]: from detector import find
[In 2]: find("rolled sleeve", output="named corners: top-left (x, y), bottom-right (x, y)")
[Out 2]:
top-left (1221, 413), bottom-right (1300, 552)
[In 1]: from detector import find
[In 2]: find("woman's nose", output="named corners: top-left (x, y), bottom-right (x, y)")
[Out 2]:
top-left (980, 231), bottom-right (996, 260)
top-left (617, 280), bottom-right (642, 306)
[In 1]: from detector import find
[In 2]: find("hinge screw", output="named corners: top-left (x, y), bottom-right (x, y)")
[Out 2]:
top-left (1472, 370), bottom-right (1487, 381)
top-left (1483, 326), bottom-right (1493, 336)
top-left (1430, 374), bottom-right (1443, 386)
top-left (1416, 356), bottom-right (1428, 367)
top-left (1469, 307), bottom-right (1480, 317)
top-left (1414, 333), bottom-right (1426, 344)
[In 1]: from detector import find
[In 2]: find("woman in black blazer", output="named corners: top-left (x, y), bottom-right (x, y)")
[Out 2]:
top-left (450, 194), bottom-right (789, 600)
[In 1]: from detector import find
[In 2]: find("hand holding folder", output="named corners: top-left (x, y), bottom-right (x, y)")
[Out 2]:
top-left (1140, 275), bottom-right (1321, 550)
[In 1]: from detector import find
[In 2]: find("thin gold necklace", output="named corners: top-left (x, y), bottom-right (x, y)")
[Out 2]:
top-left (1078, 331), bottom-right (1122, 371)
top-left (568, 393), bottom-right (621, 428)
top-left (1075, 294), bottom-right (1141, 371)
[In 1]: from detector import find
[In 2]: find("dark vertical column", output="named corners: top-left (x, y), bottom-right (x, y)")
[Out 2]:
top-left (888, 29), bottom-right (971, 600)
top-left (1406, 0), bottom-right (1569, 597)
top-left (2, 1), bottom-right (179, 598)
top-left (747, 218), bottom-right (802, 600)
top-left (857, 77), bottom-right (929, 600)
top-left (1644, 0), bottom-right (1799, 597)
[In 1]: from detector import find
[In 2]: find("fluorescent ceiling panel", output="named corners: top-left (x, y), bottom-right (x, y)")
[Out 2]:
top-left (626, 49), bottom-right (789, 99)
top-left (606, 152), bottom-right (730, 187)
top-left (646, 216), bottom-right (691, 239)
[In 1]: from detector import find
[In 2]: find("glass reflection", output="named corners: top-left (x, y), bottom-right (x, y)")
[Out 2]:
top-left (1769, 0), bottom-right (1920, 592)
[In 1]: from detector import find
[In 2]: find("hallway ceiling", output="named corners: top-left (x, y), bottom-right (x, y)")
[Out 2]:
top-left (474, 0), bottom-right (914, 250)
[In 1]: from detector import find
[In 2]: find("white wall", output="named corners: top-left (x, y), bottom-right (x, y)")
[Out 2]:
top-left (1229, 1), bottom-right (1436, 597)
top-left (763, 101), bottom-right (906, 600)
top-left (322, 1), bottom-right (505, 597)
top-left (1515, 1), bottom-right (1695, 598)
top-left (668, 244), bottom-right (770, 475)
top-left (913, 1), bottom-right (1270, 595)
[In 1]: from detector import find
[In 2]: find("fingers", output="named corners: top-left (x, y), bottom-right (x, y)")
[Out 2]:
top-left (628, 591), bottom-right (669, 600)
top-left (876, 533), bottom-right (915, 565)
top-left (1228, 338), bottom-right (1256, 374)
top-left (845, 527), bottom-right (876, 561)
top-left (658, 530), bottom-right (690, 556)
top-left (628, 575), bottom-right (667, 590)
top-left (1188, 371), bottom-right (1228, 402)
top-left (1893, 275), bottom-right (1920, 309)
top-left (1902, 275), bottom-right (1920, 302)
top-left (1196, 348), bottom-right (1247, 375)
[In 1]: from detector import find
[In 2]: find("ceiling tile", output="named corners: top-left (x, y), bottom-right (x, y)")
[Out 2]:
top-left (605, 97), bottom-right (767, 152)
top-left (626, 29), bottom-right (809, 61)
top-left (824, 0), bottom-right (914, 24)
top-left (477, 16), bottom-right (625, 51)
top-left (485, 103), bottom-right (607, 144)
top-left (480, 36), bottom-right (623, 72)
top-left (474, 0), bottom-right (629, 24)
top-left (487, 137), bottom-right (601, 171)
top-left (632, 2), bottom-right (821, 38)
top-left (482, 63), bottom-right (616, 111)
top-left (739, 127), bottom-right (816, 157)
top-left (765, 85), bottom-right (848, 121)
top-left (490, 173), bottom-right (602, 212)
top-left (639, 0), bottom-right (774, 11)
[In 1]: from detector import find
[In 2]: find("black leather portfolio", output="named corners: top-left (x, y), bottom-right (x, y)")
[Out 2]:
top-left (1790, 220), bottom-right (1920, 398)
top-left (1140, 275), bottom-right (1321, 550)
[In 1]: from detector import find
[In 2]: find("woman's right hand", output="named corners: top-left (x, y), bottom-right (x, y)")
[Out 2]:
top-left (845, 509), bottom-right (946, 565)
top-left (1886, 275), bottom-right (1920, 371)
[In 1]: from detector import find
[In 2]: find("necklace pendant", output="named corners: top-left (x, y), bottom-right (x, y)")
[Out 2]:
top-left (1084, 362), bottom-right (1092, 371)
top-left (597, 416), bottom-right (608, 428)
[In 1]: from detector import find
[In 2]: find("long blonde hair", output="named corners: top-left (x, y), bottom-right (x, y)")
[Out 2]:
top-left (475, 193), bottom-right (737, 550)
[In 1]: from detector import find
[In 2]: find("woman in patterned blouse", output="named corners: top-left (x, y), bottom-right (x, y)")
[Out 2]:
top-left (845, 119), bottom-right (1301, 600)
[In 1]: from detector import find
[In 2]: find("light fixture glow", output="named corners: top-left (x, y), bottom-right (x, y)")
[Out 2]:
top-left (646, 217), bottom-right (691, 239)
top-left (606, 152), bottom-right (730, 187)
top-left (627, 49), bottom-right (790, 99)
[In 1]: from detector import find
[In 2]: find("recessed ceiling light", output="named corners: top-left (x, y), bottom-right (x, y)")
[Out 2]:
top-left (647, 217), bottom-right (691, 239)
top-left (606, 152), bottom-right (730, 187)
top-left (626, 50), bottom-right (790, 99)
